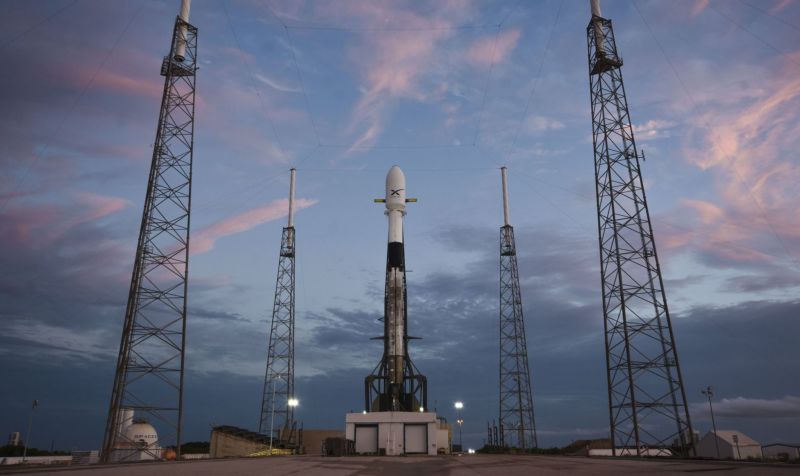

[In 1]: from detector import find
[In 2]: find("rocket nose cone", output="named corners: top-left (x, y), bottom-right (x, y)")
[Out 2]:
top-left (386, 165), bottom-right (405, 189)
top-left (386, 165), bottom-right (406, 209)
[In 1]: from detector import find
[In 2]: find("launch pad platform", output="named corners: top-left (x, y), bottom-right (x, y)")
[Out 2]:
top-left (345, 411), bottom-right (449, 456)
top-left (9, 454), bottom-right (792, 476)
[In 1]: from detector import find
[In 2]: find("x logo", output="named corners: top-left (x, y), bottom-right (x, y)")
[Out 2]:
top-left (390, 189), bottom-right (404, 196)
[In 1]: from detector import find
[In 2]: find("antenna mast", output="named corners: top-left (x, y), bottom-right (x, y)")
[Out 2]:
top-left (498, 167), bottom-right (537, 449)
top-left (259, 169), bottom-right (298, 447)
top-left (585, 0), bottom-right (693, 456)
top-left (101, 0), bottom-right (198, 462)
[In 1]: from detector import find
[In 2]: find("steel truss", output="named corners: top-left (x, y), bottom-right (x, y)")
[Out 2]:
top-left (498, 225), bottom-right (537, 449)
top-left (102, 16), bottom-right (198, 463)
top-left (259, 226), bottom-right (296, 442)
top-left (587, 14), bottom-right (693, 456)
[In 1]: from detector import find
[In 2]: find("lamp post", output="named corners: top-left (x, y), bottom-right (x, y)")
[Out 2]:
top-left (22, 400), bottom-right (38, 463)
top-left (701, 386), bottom-right (720, 459)
top-left (454, 401), bottom-right (464, 452)
top-left (288, 398), bottom-right (299, 445)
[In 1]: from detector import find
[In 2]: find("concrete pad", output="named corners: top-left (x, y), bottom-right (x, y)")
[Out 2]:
top-left (8, 454), bottom-right (800, 476)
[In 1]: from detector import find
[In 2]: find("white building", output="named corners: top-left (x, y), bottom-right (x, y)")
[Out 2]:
top-left (762, 443), bottom-right (800, 462)
top-left (696, 430), bottom-right (762, 460)
top-left (345, 412), bottom-right (449, 456)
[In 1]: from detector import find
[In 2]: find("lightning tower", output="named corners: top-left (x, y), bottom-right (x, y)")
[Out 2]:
top-left (497, 167), bottom-right (537, 450)
top-left (259, 169), bottom-right (298, 444)
top-left (102, 0), bottom-right (197, 462)
top-left (586, 0), bottom-right (693, 456)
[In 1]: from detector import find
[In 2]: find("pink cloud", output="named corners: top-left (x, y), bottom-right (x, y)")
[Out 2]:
top-left (672, 51), bottom-right (800, 264)
top-left (192, 198), bottom-right (318, 255)
top-left (770, 0), bottom-right (792, 14)
top-left (466, 29), bottom-right (521, 67)
top-left (305, 1), bottom-right (475, 152)
top-left (690, 0), bottom-right (710, 17)
top-left (1, 192), bottom-right (129, 248)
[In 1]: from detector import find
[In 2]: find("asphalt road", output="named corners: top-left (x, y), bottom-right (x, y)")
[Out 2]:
top-left (7, 455), bottom-right (800, 475)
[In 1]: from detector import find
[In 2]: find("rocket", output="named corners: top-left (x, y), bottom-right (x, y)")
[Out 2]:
top-left (368, 166), bottom-right (425, 412)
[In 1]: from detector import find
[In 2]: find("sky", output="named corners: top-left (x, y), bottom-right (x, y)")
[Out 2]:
top-left (1, 0), bottom-right (800, 452)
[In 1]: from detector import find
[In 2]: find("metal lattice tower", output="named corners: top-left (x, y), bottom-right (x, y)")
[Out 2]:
top-left (259, 169), bottom-right (297, 443)
top-left (586, 1), bottom-right (693, 456)
top-left (101, 9), bottom-right (197, 463)
top-left (498, 167), bottom-right (537, 450)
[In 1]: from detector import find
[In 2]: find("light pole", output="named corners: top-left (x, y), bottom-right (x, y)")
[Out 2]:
top-left (288, 398), bottom-right (299, 446)
top-left (269, 381), bottom-right (277, 454)
top-left (454, 401), bottom-right (464, 452)
top-left (23, 399), bottom-right (38, 463)
top-left (701, 386), bottom-right (720, 459)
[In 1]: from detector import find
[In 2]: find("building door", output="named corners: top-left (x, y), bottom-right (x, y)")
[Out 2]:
top-left (355, 425), bottom-right (378, 454)
top-left (404, 424), bottom-right (427, 454)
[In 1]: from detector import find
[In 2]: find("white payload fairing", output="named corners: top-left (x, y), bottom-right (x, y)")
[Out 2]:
top-left (366, 166), bottom-right (425, 412)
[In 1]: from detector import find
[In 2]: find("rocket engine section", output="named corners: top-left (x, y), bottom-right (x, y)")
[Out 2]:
top-left (365, 166), bottom-right (427, 413)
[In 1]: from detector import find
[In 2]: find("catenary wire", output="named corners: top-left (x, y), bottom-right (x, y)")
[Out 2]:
top-left (221, 0), bottom-right (288, 159)
top-left (0, 0), bottom-right (79, 51)
top-left (707, 0), bottom-right (800, 68)
top-left (737, 0), bottom-right (800, 32)
top-left (507, 0), bottom-right (564, 156)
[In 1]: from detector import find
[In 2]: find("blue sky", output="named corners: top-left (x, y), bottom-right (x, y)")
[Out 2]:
top-left (2, 0), bottom-right (800, 451)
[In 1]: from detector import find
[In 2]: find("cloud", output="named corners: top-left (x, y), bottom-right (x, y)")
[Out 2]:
top-left (466, 29), bottom-right (521, 67)
top-left (1, 192), bottom-right (129, 248)
top-left (526, 115), bottom-right (565, 133)
top-left (693, 396), bottom-right (800, 419)
top-left (191, 198), bottom-right (318, 254)
top-left (691, 0), bottom-right (711, 17)
top-left (318, 1), bottom-right (475, 151)
top-left (2, 321), bottom-right (115, 363)
top-left (634, 119), bottom-right (676, 141)
top-left (254, 73), bottom-right (301, 93)
top-left (665, 51), bottom-right (800, 272)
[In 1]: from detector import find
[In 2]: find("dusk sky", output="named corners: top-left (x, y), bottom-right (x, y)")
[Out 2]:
top-left (2, 0), bottom-right (800, 452)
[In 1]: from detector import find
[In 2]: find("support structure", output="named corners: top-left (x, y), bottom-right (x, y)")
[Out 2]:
top-left (586, 1), bottom-right (693, 456)
top-left (259, 169), bottom-right (297, 445)
top-left (498, 167), bottom-right (537, 450)
top-left (101, 5), bottom-right (198, 463)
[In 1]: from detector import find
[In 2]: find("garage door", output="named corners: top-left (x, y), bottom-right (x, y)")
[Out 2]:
top-left (355, 425), bottom-right (378, 454)
top-left (404, 424), bottom-right (427, 454)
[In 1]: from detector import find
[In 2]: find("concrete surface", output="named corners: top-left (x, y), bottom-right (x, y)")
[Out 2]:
top-left (6, 454), bottom-right (800, 475)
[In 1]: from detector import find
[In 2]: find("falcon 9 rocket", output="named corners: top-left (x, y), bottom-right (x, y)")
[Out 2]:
top-left (365, 166), bottom-right (427, 413)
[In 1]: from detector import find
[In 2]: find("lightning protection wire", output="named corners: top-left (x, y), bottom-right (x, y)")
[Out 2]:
top-left (707, 0), bottom-right (800, 68)
top-left (221, 0), bottom-right (288, 159)
top-left (0, 0), bottom-right (148, 213)
top-left (256, 1), bottom-right (322, 147)
top-left (737, 0), bottom-right (800, 32)
top-left (507, 0), bottom-right (564, 157)
top-left (0, 0), bottom-right (79, 51)
top-left (194, 146), bottom-right (319, 212)
top-left (469, 0), bottom-right (524, 147)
